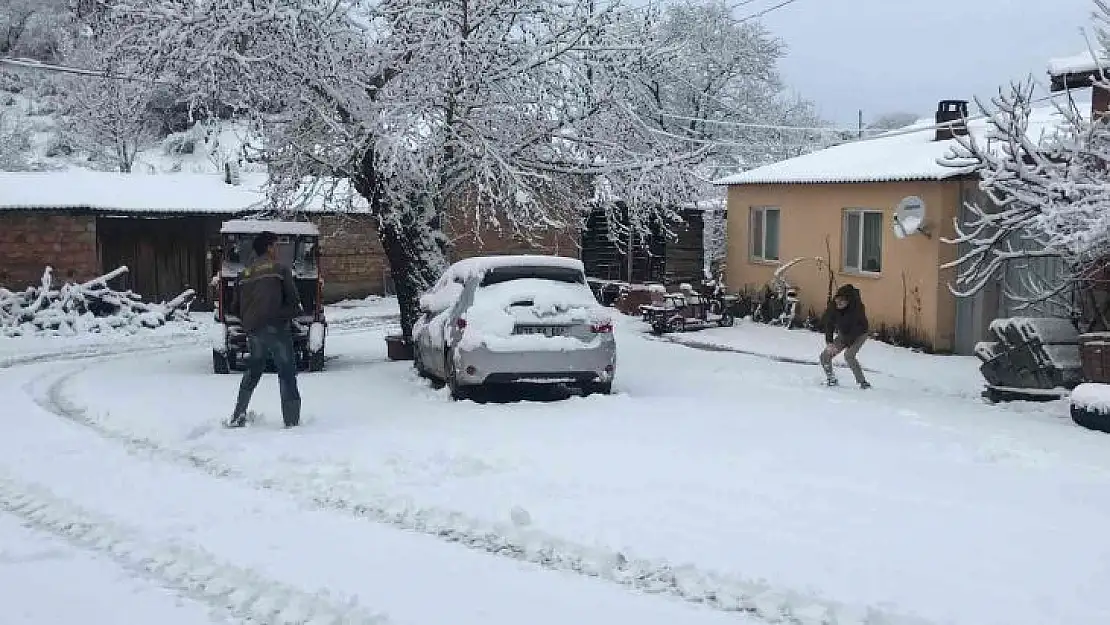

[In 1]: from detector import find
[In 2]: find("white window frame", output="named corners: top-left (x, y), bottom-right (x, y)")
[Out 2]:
top-left (842, 209), bottom-right (884, 275)
top-left (749, 206), bottom-right (780, 262)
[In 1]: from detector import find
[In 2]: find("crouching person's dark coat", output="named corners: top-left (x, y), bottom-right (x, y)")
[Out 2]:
top-left (823, 284), bottom-right (868, 347)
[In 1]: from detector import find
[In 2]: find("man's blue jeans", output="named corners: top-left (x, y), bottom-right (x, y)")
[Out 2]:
top-left (232, 324), bottom-right (301, 426)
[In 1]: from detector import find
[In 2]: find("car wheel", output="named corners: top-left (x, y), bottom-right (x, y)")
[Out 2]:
top-left (445, 350), bottom-right (471, 401)
top-left (212, 350), bottom-right (230, 374)
top-left (718, 312), bottom-right (735, 327)
top-left (669, 317), bottom-right (686, 333)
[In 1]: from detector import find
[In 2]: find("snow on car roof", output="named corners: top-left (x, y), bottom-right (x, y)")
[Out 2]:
top-left (713, 98), bottom-right (1086, 186)
top-left (220, 219), bottom-right (321, 236)
top-left (447, 255), bottom-right (585, 280)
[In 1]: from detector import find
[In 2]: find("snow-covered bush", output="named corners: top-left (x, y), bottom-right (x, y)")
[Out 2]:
top-left (0, 266), bottom-right (196, 338)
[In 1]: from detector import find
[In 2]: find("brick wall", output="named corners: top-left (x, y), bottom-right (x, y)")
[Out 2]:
top-left (446, 212), bottom-right (581, 261)
top-left (312, 214), bottom-right (389, 302)
top-left (304, 211), bottom-right (582, 302)
top-left (0, 212), bottom-right (99, 289)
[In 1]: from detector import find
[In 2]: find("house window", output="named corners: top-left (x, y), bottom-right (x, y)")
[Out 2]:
top-left (749, 207), bottom-right (780, 262)
top-left (843, 209), bottom-right (883, 273)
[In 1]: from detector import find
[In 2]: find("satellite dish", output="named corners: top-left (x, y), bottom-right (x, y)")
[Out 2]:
top-left (893, 195), bottom-right (928, 239)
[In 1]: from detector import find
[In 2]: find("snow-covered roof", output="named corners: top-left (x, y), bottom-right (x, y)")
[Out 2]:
top-left (1048, 50), bottom-right (1109, 77)
top-left (220, 219), bottom-right (321, 236)
top-left (0, 170), bottom-right (369, 215)
top-left (714, 98), bottom-right (1085, 186)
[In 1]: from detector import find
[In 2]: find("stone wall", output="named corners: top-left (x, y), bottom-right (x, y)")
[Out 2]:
top-left (0, 212), bottom-right (99, 289)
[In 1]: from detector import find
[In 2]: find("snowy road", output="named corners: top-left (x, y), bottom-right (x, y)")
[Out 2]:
top-left (2, 300), bottom-right (1110, 625)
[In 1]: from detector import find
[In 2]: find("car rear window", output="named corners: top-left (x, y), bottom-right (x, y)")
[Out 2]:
top-left (479, 266), bottom-right (585, 287)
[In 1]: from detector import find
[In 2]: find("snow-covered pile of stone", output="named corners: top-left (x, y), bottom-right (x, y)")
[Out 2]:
top-left (0, 266), bottom-right (195, 338)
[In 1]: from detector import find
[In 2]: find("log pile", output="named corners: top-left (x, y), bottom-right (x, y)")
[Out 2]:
top-left (0, 266), bottom-right (196, 338)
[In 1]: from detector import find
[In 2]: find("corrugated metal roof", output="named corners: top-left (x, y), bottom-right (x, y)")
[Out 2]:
top-left (0, 171), bottom-right (370, 214)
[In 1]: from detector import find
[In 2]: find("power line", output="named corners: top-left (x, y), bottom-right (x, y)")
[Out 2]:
top-left (733, 0), bottom-right (803, 22)
top-left (0, 57), bottom-right (170, 84)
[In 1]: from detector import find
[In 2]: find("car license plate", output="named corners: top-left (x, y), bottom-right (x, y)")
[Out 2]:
top-left (515, 325), bottom-right (568, 337)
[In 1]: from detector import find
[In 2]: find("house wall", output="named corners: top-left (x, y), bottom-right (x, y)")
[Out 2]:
top-left (725, 180), bottom-right (963, 352)
top-left (0, 212), bottom-right (99, 289)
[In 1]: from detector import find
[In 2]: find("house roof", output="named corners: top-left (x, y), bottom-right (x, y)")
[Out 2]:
top-left (0, 170), bottom-right (370, 215)
top-left (1048, 50), bottom-right (1109, 77)
top-left (713, 98), bottom-right (1085, 186)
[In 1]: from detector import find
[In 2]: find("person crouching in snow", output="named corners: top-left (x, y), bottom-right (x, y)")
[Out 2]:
top-left (226, 231), bottom-right (305, 428)
top-left (820, 284), bottom-right (871, 389)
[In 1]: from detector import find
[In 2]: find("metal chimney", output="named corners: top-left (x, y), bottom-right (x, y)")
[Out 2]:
top-left (935, 100), bottom-right (969, 141)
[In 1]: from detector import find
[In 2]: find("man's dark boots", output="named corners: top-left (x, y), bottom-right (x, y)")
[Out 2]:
top-left (282, 399), bottom-right (301, 428)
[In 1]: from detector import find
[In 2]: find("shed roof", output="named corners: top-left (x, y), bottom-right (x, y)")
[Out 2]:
top-left (713, 98), bottom-right (1083, 186)
top-left (0, 170), bottom-right (369, 215)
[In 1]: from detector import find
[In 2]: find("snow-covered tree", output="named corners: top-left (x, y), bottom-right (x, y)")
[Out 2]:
top-left (631, 0), bottom-right (824, 185)
top-left (0, 108), bottom-right (31, 170)
top-left (59, 37), bottom-right (159, 173)
top-left (940, 72), bottom-right (1110, 327)
top-left (97, 0), bottom-right (743, 338)
top-left (0, 0), bottom-right (72, 60)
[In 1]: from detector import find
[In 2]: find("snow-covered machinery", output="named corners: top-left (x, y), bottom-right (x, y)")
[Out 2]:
top-left (208, 220), bottom-right (327, 374)
top-left (641, 282), bottom-right (736, 334)
top-left (976, 317), bottom-right (1082, 403)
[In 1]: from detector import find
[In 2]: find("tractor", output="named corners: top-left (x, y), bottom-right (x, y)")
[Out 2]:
top-left (208, 219), bottom-right (327, 373)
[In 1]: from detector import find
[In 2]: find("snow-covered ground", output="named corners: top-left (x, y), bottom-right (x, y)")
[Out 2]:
top-left (2, 300), bottom-right (1109, 625)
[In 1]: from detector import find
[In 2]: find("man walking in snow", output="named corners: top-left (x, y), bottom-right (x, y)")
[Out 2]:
top-left (820, 284), bottom-right (871, 389)
top-left (226, 231), bottom-right (304, 428)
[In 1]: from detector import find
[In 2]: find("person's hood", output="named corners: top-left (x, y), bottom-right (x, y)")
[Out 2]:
top-left (835, 284), bottom-right (862, 306)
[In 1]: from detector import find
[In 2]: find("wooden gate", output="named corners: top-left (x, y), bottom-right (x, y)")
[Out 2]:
top-left (97, 216), bottom-right (218, 310)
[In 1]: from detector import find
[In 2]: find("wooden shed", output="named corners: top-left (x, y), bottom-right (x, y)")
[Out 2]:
top-left (0, 171), bottom-right (384, 310)
top-left (580, 204), bottom-right (706, 286)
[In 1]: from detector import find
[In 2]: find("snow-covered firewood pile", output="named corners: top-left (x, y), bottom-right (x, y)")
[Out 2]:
top-left (0, 266), bottom-right (196, 338)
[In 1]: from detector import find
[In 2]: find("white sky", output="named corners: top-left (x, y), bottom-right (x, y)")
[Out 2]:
top-left (755, 0), bottom-right (1096, 126)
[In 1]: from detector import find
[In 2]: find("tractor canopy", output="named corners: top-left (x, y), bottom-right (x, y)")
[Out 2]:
top-left (211, 220), bottom-right (324, 323)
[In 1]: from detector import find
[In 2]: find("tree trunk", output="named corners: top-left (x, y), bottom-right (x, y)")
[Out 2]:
top-left (376, 191), bottom-right (449, 342)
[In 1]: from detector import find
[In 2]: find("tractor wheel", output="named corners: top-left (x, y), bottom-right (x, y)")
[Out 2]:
top-left (212, 350), bottom-right (230, 374)
top-left (718, 313), bottom-right (735, 327)
top-left (308, 349), bottom-right (325, 372)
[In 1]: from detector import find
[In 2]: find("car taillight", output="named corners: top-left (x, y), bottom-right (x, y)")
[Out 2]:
top-left (590, 322), bottom-right (613, 333)
top-left (456, 318), bottom-right (467, 329)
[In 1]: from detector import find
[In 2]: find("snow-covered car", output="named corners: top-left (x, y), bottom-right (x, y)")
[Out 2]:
top-left (413, 255), bottom-right (616, 400)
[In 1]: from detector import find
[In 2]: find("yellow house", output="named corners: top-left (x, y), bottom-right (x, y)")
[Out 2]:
top-left (715, 99), bottom-right (1075, 355)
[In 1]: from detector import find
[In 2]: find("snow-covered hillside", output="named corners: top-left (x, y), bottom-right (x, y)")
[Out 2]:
top-left (1, 69), bottom-right (260, 175)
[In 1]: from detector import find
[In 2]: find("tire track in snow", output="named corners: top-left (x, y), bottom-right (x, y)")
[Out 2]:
top-left (0, 470), bottom-right (388, 625)
top-left (0, 312), bottom-right (398, 370)
top-left (32, 363), bottom-right (935, 625)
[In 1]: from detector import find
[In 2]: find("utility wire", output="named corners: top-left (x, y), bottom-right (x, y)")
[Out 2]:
top-left (0, 56), bottom-right (171, 84)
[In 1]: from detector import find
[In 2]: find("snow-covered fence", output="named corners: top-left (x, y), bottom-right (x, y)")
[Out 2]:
top-left (0, 266), bottom-right (195, 338)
